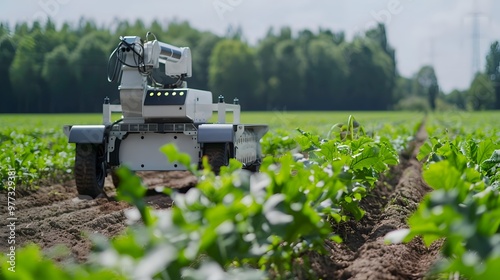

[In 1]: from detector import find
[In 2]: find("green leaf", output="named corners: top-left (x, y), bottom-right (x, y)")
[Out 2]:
top-left (406, 216), bottom-right (442, 246)
top-left (350, 146), bottom-right (385, 171)
top-left (417, 142), bottom-right (432, 161)
top-left (316, 140), bottom-right (339, 162)
top-left (353, 193), bottom-right (362, 201)
top-left (478, 256), bottom-right (500, 280)
top-left (423, 161), bottom-right (462, 190)
top-left (465, 140), bottom-right (478, 162)
top-left (112, 234), bottom-right (145, 259)
top-left (350, 148), bottom-right (376, 170)
top-left (380, 143), bottom-right (399, 166)
top-left (116, 167), bottom-right (147, 202)
top-left (343, 200), bottom-right (365, 220)
top-left (477, 140), bottom-right (496, 165)
top-left (481, 150), bottom-right (500, 172)
top-left (330, 234), bottom-right (343, 243)
top-left (0, 244), bottom-right (115, 280)
top-left (350, 137), bottom-right (373, 152)
top-left (464, 167), bottom-right (482, 183)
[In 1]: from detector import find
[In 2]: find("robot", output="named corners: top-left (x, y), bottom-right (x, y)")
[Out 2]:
top-left (64, 33), bottom-right (268, 198)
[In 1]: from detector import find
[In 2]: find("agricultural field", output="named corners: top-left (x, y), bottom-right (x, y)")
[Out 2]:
top-left (0, 111), bottom-right (499, 279)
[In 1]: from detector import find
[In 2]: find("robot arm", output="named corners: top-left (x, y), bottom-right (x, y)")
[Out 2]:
top-left (108, 34), bottom-right (192, 85)
top-left (144, 39), bottom-right (192, 78)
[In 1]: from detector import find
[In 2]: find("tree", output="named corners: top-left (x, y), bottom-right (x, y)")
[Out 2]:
top-left (9, 35), bottom-right (42, 112)
top-left (14, 22), bottom-right (30, 38)
top-left (70, 32), bottom-right (116, 112)
top-left (256, 30), bottom-right (280, 109)
top-left (343, 38), bottom-right (395, 110)
top-left (59, 23), bottom-right (79, 51)
top-left (366, 24), bottom-right (396, 68)
top-left (485, 41), bottom-right (500, 109)
top-left (366, 24), bottom-right (399, 106)
top-left (429, 82), bottom-right (439, 111)
top-left (319, 28), bottom-right (345, 45)
top-left (3, 20), bottom-right (432, 112)
top-left (393, 76), bottom-right (413, 104)
top-left (444, 90), bottom-right (467, 110)
top-left (42, 45), bottom-right (75, 112)
top-left (414, 66), bottom-right (439, 111)
top-left (225, 25), bottom-right (244, 41)
top-left (269, 39), bottom-right (307, 109)
top-left (0, 23), bottom-right (8, 37)
top-left (304, 39), bottom-right (348, 110)
top-left (190, 33), bottom-right (221, 90)
top-left (277, 27), bottom-right (292, 41)
top-left (164, 21), bottom-right (202, 47)
top-left (148, 20), bottom-right (164, 39)
top-left (10, 21), bottom-right (65, 112)
top-left (76, 18), bottom-right (98, 36)
top-left (209, 39), bottom-right (260, 110)
top-left (0, 35), bottom-right (15, 112)
top-left (297, 29), bottom-right (315, 48)
top-left (467, 73), bottom-right (495, 110)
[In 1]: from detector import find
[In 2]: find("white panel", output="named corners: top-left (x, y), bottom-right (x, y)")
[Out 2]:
top-left (142, 89), bottom-right (213, 122)
top-left (119, 133), bottom-right (200, 171)
top-left (143, 105), bottom-right (186, 119)
top-left (188, 89), bottom-right (213, 123)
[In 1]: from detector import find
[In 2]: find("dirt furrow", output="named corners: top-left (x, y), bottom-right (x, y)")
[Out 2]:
top-left (0, 171), bottom-right (193, 262)
top-left (307, 121), bottom-right (442, 280)
top-left (338, 161), bottom-right (436, 280)
top-left (1, 125), bottom-right (442, 277)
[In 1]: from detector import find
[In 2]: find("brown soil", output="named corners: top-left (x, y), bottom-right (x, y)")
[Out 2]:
top-left (0, 123), bottom-right (442, 278)
top-left (0, 171), bottom-right (196, 262)
top-left (301, 122), bottom-right (443, 279)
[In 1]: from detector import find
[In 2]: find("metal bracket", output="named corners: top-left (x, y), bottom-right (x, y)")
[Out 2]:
top-left (198, 124), bottom-right (234, 143)
top-left (68, 125), bottom-right (106, 143)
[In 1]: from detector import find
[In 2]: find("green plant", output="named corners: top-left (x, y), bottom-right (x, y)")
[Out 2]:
top-left (0, 128), bottom-right (74, 190)
top-left (386, 114), bottom-right (500, 279)
top-left (1, 115), bottom-right (415, 279)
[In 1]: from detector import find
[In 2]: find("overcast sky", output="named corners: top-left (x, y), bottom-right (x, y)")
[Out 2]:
top-left (2, 0), bottom-right (500, 92)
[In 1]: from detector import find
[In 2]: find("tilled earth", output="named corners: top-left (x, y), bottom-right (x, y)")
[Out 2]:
top-left (304, 125), bottom-right (442, 279)
top-left (0, 124), bottom-right (441, 279)
top-left (0, 171), bottom-right (195, 262)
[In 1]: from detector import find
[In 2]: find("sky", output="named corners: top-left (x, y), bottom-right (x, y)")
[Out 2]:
top-left (2, 0), bottom-right (500, 93)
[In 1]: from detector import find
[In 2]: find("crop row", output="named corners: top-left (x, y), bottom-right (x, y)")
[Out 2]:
top-left (1, 115), bottom-right (419, 279)
top-left (2, 112), bottom-right (498, 279)
top-left (0, 112), bottom-right (420, 191)
top-left (0, 128), bottom-right (74, 190)
top-left (386, 113), bottom-right (500, 279)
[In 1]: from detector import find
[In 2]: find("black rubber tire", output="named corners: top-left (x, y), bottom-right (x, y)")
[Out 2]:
top-left (74, 144), bottom-right (106, 198)
top-left (203, 143), bottom-right (230, 174)
top-left (111, 169), bottom-right (120, 189)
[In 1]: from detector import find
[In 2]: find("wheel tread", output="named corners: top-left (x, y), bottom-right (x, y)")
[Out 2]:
top-left (74, 144), bottom-right (104, 198)
top-left (203, 143), bottom-right (229, 174)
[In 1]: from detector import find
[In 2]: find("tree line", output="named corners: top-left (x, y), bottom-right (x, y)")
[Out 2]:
top-left (0, 19), bottom-right (499, 113)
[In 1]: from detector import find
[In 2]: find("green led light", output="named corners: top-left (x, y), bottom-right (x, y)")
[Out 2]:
top-left (149, 92), bottom-right (154, 97)
top-left (165, 92), bottom-right (169, 96)
top-left (157, 92), bottom-right (161, 96)
top-left (172, 92), bottom-right (177, 96)
top-left (180, 91), bottom-right (185, 96)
